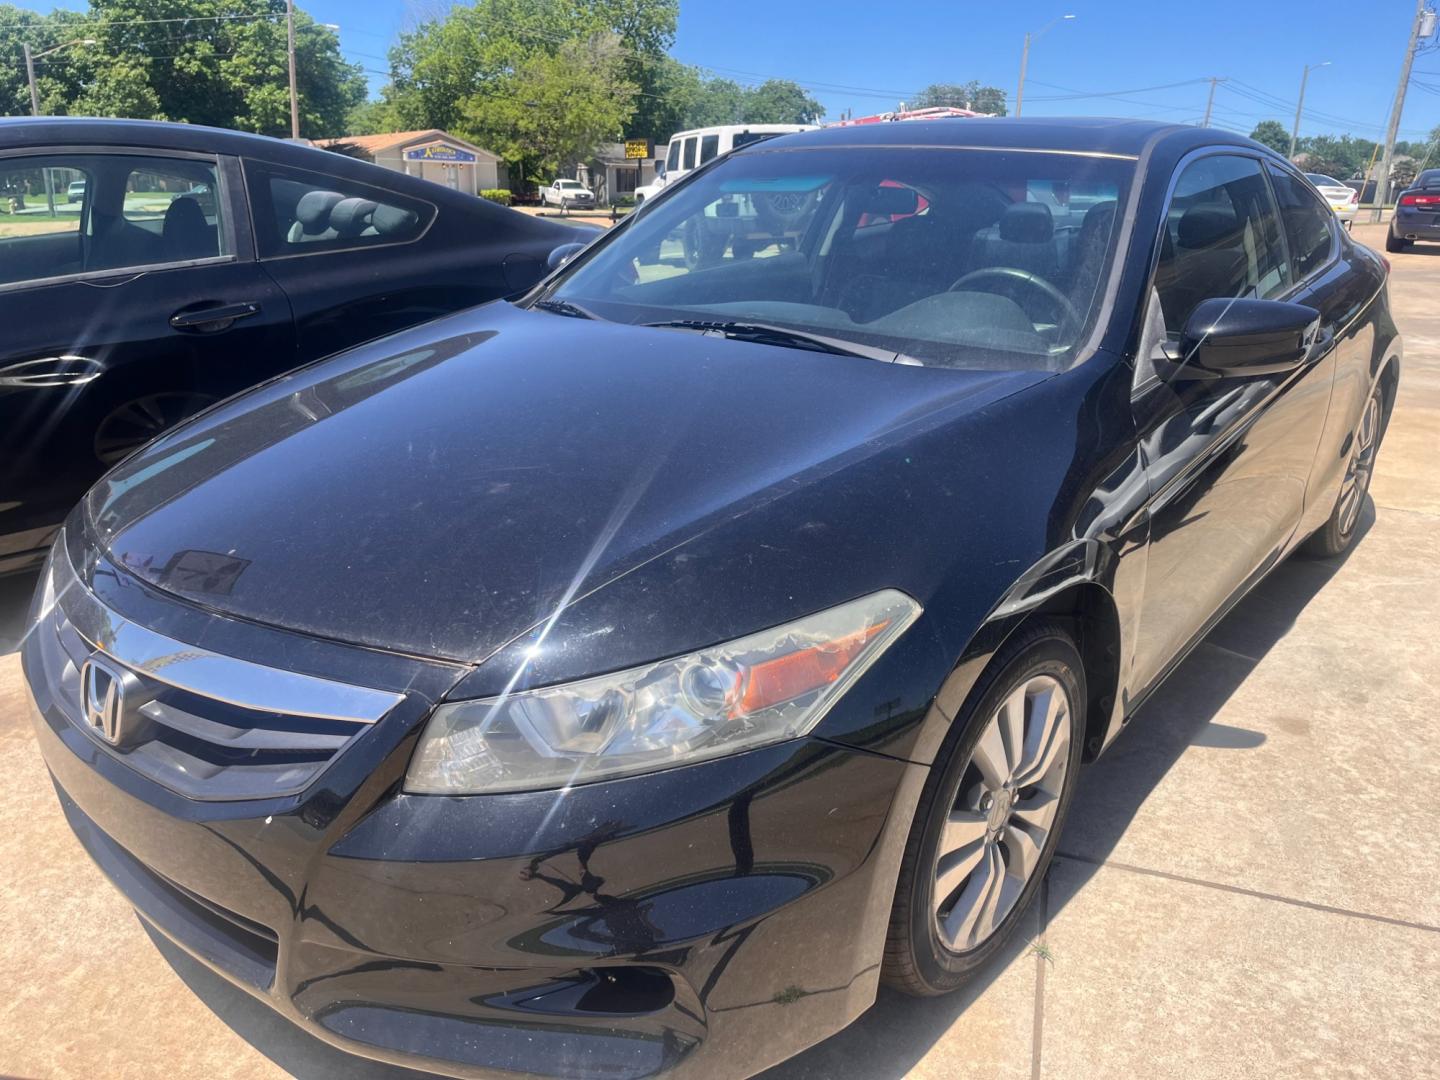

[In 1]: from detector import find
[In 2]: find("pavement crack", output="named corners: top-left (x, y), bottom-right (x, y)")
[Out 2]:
top-left (1055, 853), bottom-right (1440, 934)
top-left (1030, 873), bottom-right (1049, 1080)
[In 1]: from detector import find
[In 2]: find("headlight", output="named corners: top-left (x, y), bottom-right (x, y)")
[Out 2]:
top-left (405, 589), bottom-right (921, 794)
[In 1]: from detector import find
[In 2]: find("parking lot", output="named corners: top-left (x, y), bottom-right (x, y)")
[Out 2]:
top-left (0, 218), bottom-right (1436, 1079)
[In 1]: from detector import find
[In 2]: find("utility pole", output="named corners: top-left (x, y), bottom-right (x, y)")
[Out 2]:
top-left (23, 44), bottom-right (39, 116)
top-left (1015, 14), bottom-right (1075, 118)
top-left (1289, 62), bottom-right (1331, 159)
top-left (1202, 77), bottom-right (1223, 126)
top-left (1016, 31), bottom-right (1032, 118)
top-left (287, 0), bottom-right (300, 140)
top-left (1373, 0), bottom-right (1431, 223)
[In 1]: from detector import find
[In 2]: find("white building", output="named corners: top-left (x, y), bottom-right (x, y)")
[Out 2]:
top-left (316, 130), bottom-right (508, 196)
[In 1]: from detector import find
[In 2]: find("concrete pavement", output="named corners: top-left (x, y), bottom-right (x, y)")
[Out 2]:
top-left (1, 220), bottom-right (1436, 1079)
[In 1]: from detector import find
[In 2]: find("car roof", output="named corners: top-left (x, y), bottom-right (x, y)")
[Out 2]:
top-left (739, 116), bottom-right (1262, 160)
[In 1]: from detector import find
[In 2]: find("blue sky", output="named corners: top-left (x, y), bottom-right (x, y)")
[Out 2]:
top-left (24, 0), bottom-right (1440, 143)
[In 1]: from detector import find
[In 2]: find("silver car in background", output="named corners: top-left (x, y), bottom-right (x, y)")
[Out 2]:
top-left (1305, 173), bottom-right (1359, 227)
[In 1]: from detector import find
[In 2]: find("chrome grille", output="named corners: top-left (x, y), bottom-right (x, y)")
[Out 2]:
top-left (38, 539), bottom-right (404, 801)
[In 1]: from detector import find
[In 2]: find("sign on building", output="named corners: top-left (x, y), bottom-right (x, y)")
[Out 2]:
top-left (405, 143), bottom-right (478, 163)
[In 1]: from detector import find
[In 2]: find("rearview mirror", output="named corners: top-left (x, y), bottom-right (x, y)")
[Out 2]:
top-left (1173, 298), bottom-right (1319, 378)
top-left (861, 185), bottom-right (919, 217)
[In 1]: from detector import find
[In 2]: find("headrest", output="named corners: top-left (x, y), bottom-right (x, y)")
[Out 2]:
top-left (1079, 200), bottom-right (1117, 236)
top-left (296, 190), bottom-right (344, 230)
top-left (164, 195), bottom-right (206, 231)
top-left (371, 203), bottom-right (419, 236)
top-left (999, 202), bottom-right (1053, 244)
top-left (329, 197), bottom-right (378, 237)
top-left (1178, 206), bottom-right (1239, 249)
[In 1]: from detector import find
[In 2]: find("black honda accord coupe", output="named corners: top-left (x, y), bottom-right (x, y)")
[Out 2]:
top-left (22, 118), bottom-right (1398, 1079)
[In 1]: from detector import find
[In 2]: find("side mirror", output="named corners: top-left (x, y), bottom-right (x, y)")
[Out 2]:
top-left (655, 161), bottom-right (667, 178)
top-left (1173, 298), bottom-right (1319, 378)
top-left (546, 241), bottom-right (588, 270)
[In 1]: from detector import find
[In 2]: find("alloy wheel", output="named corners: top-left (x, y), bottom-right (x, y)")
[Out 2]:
top-left (932, 674), bottom-right (1071, 953)
top-left (93, 391), bottom-right (216, 465)
top-left (1337, 389), bottom-right (1382, 537)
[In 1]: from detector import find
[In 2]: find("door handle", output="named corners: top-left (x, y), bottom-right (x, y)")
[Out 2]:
top-left (170, 302), bottom-right (261, 332)
top-left (0, 355), bottom-right (103, 389)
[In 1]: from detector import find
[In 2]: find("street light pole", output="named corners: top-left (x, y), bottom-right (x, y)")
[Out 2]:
top-left (1015, 14), bottom-right (1075, 118)
top-left (287, 0), bottom-right (300, 140)
top-left (1288, 61), bottom-right (1330, 160)
top-left (1373, 0), bottom-right (1431, 223)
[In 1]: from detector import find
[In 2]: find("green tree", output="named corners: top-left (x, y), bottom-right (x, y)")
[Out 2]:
top-left (1298, 134), bottom-right (1368, 179)
top-left (0, 0), bottom-right (364, 136)
top-left (1248, 120), bottom-right (1291, 155)
top-left (742, 79), bottom-right (823, 124)
top-left (463, 33), bottom-right (637, 186)
top-left (687, 77), bottom-right (747, 127)
top-left (911, 80), bottom-right (1007, 116)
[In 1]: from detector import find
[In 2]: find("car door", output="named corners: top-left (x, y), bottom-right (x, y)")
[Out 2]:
top-left (243, 157), bottom-right (516, 361)
top-left (1128, 151), bottom-right (1335, 696)
top-left (0, 149), bottom-right (294, 571)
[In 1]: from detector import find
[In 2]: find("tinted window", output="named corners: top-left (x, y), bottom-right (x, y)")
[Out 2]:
top-left (1154, 154), bottom-right (1289, 331)
top-left (245, 161), bottom-right (433, 258)
top-left (699, 134), bottom-right (720, 164)
top-left (1416, 168), bottom-right (1440, 188)
top-left (682, 138), bottom-right (698, 171)
top-left (120, 160), bottom-right (226, 263)
top-left (666, 140), bottom-right (682, 171)
top-left (549, 146), bottom-right (1132, 371)
top-left (1268, 164), bottom-right (1335, 281)
top-left (0, 153), bottom-right (225, 288)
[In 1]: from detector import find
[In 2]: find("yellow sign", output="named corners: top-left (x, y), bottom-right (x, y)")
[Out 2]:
top-left (624, 138), bottom-right (652, 160)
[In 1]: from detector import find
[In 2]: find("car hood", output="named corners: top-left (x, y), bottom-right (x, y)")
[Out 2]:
top-left (87, 303), bottom-right (1044, 664)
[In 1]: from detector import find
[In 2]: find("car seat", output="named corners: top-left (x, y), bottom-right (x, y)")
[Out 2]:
top-left (161, 196), bottom-right (213, 262)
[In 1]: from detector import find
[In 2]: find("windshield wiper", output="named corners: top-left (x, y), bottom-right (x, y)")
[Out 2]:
top-left (642, 319), bottom-right (919, 365)
top-left (532, 298), bottom-right (601, 320)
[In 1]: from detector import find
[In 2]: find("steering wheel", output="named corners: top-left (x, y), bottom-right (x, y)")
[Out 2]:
top-left (948, 266), bottom-right (1082, 342)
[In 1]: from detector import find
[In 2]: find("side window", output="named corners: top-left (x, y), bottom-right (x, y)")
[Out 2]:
top-left (245, 161), bottom-right (433, 258)
top-left (119, 159), bottom-right (227, 264)
top-left (666, 140), bottom-right (682, 172)
top-left (1267, 165), bottom-right (1336, 281)
top-left (699, 134), bottom-right (720, 165)
top-left (683, 137), bottom-right (698, 171)
top-left (1153, 154), bottom-right (1289, 332)
top-left (0, 158), bottom-right (90, 286)
top-left (0, 153), bottom-right (226, 289)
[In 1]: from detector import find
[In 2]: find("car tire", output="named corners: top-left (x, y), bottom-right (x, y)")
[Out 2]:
top-left (1301, 379), bottom-right (1386, 558)
top-left (1385, 229), bottom-right (1408, 253)
top-left (882, 620), bottom-right (1085, 996)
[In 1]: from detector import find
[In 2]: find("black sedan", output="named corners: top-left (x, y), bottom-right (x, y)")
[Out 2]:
top-left (1386, 166), bottom-right (1440, 251)
top-left (0, 117), bottom-right (582, 575)
top-left (22, 118), bottom-right (1397, 1079)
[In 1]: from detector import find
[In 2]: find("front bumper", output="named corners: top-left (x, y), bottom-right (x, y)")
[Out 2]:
top-left (22, 543), bottom-right (928, 1079)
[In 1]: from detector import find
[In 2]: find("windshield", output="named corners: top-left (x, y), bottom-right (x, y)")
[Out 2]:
top-left (544, 145), bottom-right (1132, 371)
top-left (558, 180), bottom-right (584, 188)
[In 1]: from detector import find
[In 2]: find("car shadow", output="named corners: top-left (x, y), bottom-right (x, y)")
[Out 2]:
top-left (69, 505), bottom-right (1375, 1079)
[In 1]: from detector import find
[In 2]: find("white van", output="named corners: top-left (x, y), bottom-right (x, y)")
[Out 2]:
top-left (634, 124), bottom-right (816, 204)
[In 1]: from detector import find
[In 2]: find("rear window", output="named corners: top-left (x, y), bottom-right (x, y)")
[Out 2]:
top-left (1269, 165), bottom-right (1335, 280)
top-left (245, 161), bottom-right (434, 258)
